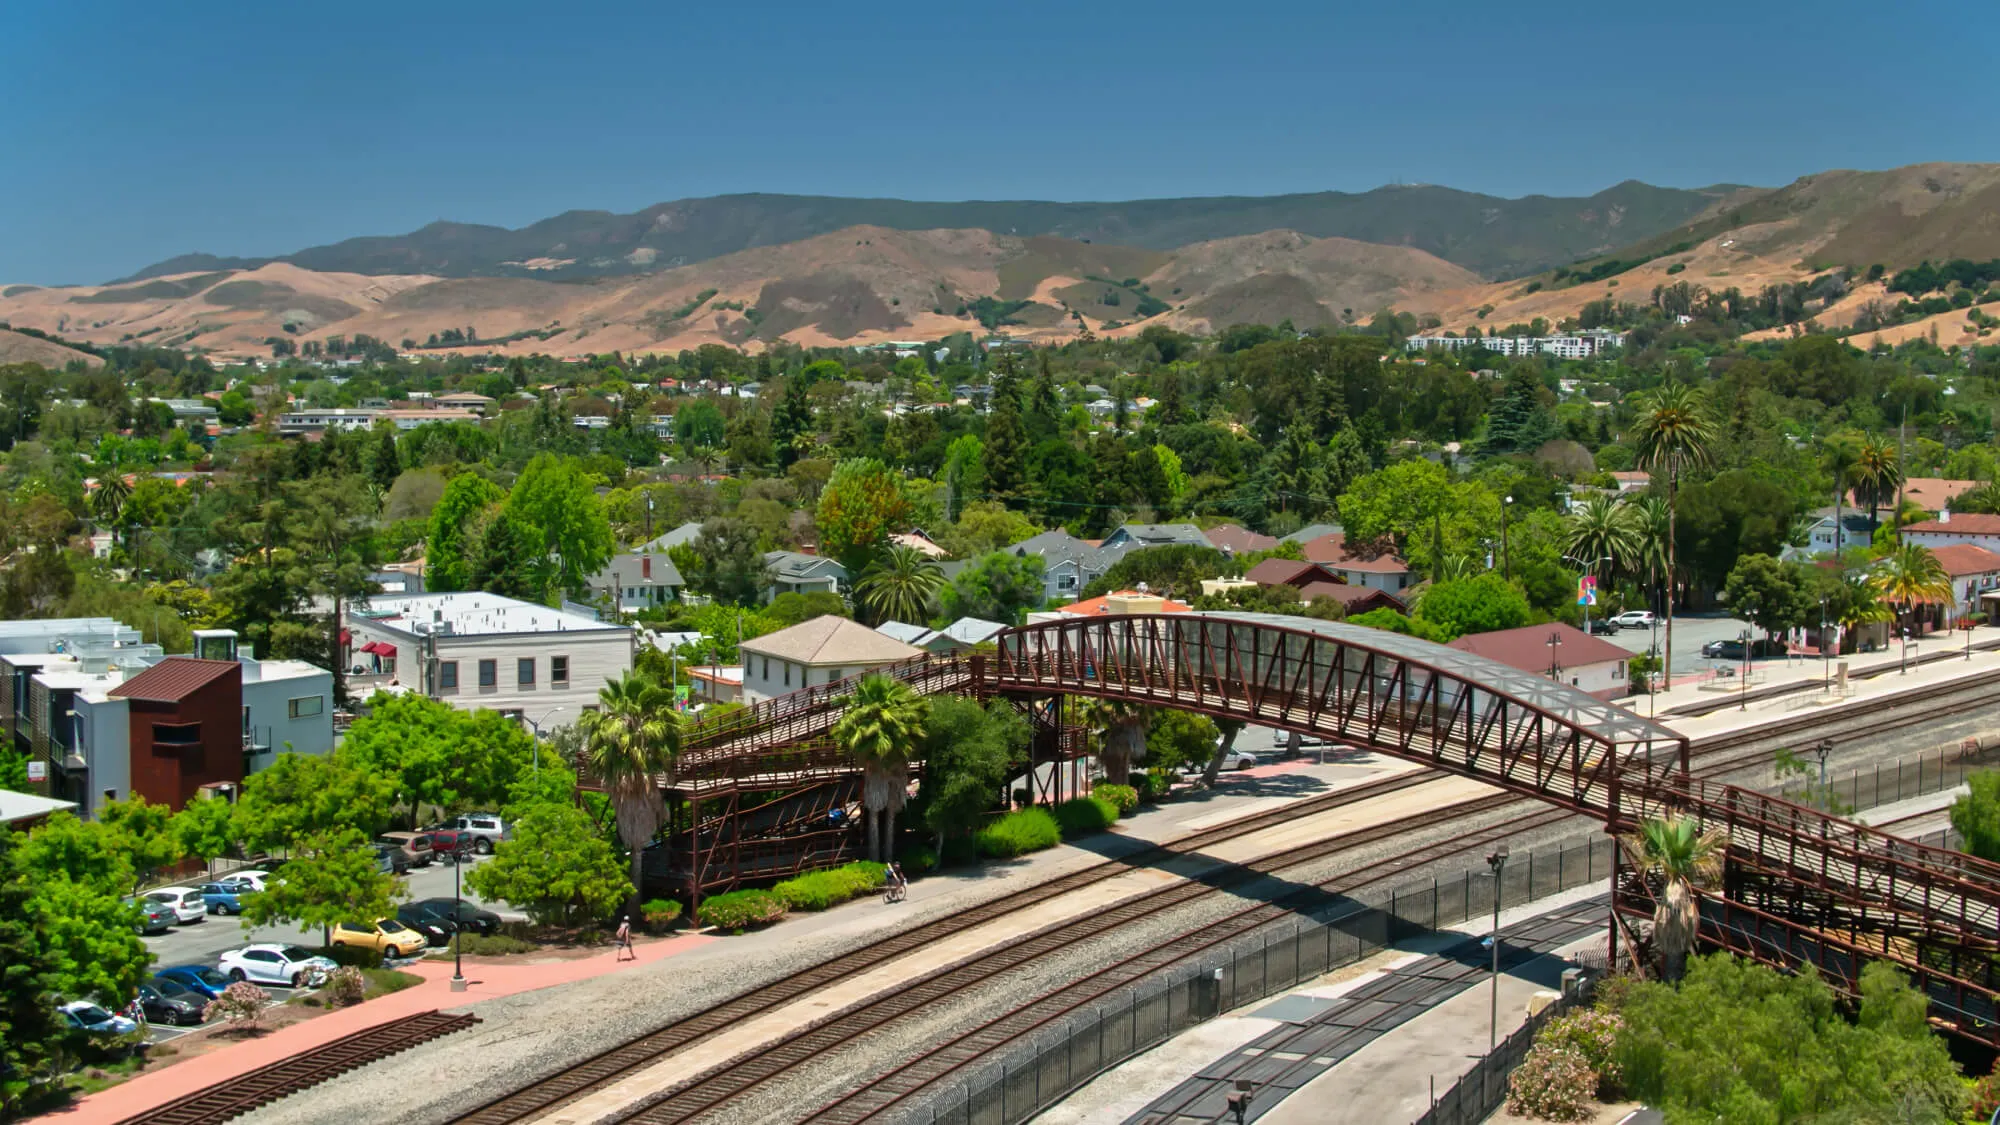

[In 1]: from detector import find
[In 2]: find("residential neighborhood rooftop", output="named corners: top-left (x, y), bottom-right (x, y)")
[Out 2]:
top-left (741, 615), bottom-right (923, 665)
top-left (357, 592), bottom-right (627, 637)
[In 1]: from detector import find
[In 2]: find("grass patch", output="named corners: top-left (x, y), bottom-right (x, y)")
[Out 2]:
top-left (773, 862), bottom-right (887, 911)
top-left (975, 808), bottom-right (1062, 858)
top-left (1052, 796), bottom-right (1120, 839)
top-left (361, 968), bottom-right (423, 998)
top-left (697, 889), bottom-right (786, 931)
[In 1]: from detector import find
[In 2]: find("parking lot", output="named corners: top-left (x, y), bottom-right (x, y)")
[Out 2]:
top-left (139, 855), bottom-right (519, 980)
top-left (1596, 612), bottom-right (1759, 676)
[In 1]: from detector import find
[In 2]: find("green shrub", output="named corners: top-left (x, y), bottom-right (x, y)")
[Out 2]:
top-left (698, 889), bottom-right (787, 930)
top-left (974, 808), bottom-right (1062, 858)
top-left (641, 898), bottom-right (683, 927)
top-left (773, 862), bottom-right (887, 911)
top-left (320, 944), bottom-right (383, 969)
top-left (360, 968), bottom-right (422, 998)
top-left (1052, 796), bottom-right (1119, 839)
top-left (1134, 771), bottom-right (1174, 802)
top-left (1505, 1043), bottom-right (1595, 1122)
top-left (900, 844), bottom-right (937, 874)
top-left (427, 932), bottom-right (538, 959)
top-left (1091, 783), bottom-right (1139, 815)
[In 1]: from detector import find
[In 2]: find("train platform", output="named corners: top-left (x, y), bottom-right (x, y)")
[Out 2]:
top-left (1039, 885), bottom-right (1610, 1125)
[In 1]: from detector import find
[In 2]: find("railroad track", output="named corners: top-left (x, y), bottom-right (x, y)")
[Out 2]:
top-left (453, 672), bottom-right (2000, 1125)
top-left (124, 1010), bottom-right (478, 1125)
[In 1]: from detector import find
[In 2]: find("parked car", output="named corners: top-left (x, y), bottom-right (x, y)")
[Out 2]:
top-left (60, 1000), bottom-right (138, 1037)
top-left (376, 831), bottom-right (435, 868)
top-left (144, 886), bottom-right (208, 925)
top-left (214, 869), bottom-right (270, 892)
top-left (199, 880), bottom-right (256, 916)
top-left (1587, 618), bottom-right (1620, 635)
top-left (136, 980), bottom-right (206, 1026)
top-left (393, 903), bottom-right (455, 946)
top-left (1185, 747), bottom-right (1260, 772)
top-left (372, 845), bottom-right (407, 876)
top-left (1609, 610), bottom-right (1655, 629)
top-left (217, 944), bottom-right (336, 988)
top-left (155, 965), bottom-right (232, 1000)
top-left (408, 897), bottom-right (502, 936)
top-left (330, 918), bottom-right (422, 959)
top-left (450, 814), bottom-right (510, 854)
top-left (427, 829), bottom-right (474, 862)
top-left (126, 896), bottom-right (176, 934)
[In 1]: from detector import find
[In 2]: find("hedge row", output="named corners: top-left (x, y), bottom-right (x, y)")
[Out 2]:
top-left (1053, 796), bottom-right (1120, 839)
top-left (1091, 783), bottom-right (1140, 815)
top-left (698, 888), bottom-right (787, 930)
top-left (975, 808), bottom-right (1063, 857)
top-left (774, 861), bottom-right (888, 911)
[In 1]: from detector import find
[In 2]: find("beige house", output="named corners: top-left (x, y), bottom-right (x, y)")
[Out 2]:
top-left (738, 616), bottom-right (923, 703)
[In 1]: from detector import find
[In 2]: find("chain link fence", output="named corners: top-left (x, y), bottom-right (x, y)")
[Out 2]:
top-left (898, 835), bottom-right (1617, 1125)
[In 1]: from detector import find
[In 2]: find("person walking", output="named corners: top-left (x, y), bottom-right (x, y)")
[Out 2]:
top-left (615, 915), bottom-right (634, 961)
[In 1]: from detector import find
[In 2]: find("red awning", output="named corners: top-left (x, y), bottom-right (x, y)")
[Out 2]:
top-left (360, 641), bottom-right (397, 657)
top-left (339, 628), bottom-right (352, 645)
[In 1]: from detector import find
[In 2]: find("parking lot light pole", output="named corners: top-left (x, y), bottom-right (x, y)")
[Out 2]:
top-left (1739, 627), bottom-right (1752, 711)
top-left (451, 832), bottom-right (466, 991)
top-left (1487, 844), bottom-right (1509, 1049)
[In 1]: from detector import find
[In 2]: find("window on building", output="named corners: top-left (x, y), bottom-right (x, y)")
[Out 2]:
top-left (762, 657), bottom-right (770, 681)
top-left (287, 695), bottom-right (325, 718)
top-left (438, 661), bottom-right (459, 691)
top-left (518, 658), bottom-right (535, 686)
top-left (153, 722), bottom-right (202, 746)
top-left (478, 659), bottom-right (497, 687)
top-left (551, 656), bottom-right (569, 687)
top-left (783, 662), bottom-right (791, 687)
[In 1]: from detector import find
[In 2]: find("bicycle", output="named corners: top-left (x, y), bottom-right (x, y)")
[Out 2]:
top-left (882, 882), bottom-right (906, 904)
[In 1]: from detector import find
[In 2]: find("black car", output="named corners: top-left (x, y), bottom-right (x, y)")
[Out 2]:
top-left (409, 897), bottom-right (502, 936)
top-left (393, 902), bottom-right (456, 946)
top-left (1587, 618), bottom-right (1620, 636)
top-left (136, 980), bottom-right (206, 1026)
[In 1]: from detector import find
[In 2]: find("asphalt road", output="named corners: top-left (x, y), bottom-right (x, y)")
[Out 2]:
top-left (139, 856), bottom-right (520, 976)
top-left (1597, 612), bottom-right (1759, 675)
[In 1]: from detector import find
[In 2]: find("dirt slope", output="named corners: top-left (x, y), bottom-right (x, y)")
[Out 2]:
top-left (0, 327), bottom-right (103, 368)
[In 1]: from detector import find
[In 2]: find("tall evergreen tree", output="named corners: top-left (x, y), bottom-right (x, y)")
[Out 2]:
top-left (368, 425), bottom-right (401, 499)
top-left (769, 376), bottom-right (814, 469)
top-left (983, 371), bottom-right (1028, 500)
top-left (0, 828), bottom-right (66, 1119)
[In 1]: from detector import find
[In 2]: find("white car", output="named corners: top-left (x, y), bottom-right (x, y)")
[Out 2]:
top-left (144, 886), bottom-right (208, 924)
top-left (1609, 610), bottom-right (1655, 628)
top-left (1184, 748), bottom-right (1261, 773)
top-left (60, 999), bottom-right (138, 1037)
top-left (220, 870), bottom-right (270, 892)
top-left (217, 944), bottom-right (337, 988)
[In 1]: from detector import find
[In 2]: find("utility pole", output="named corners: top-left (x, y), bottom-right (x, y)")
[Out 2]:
top-left (1500, 496), bottom-right (1513, 581)
top-left (1487, 844), bottom-right (1510, 1049)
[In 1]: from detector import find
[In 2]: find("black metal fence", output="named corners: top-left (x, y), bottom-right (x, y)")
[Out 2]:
top-left (899, 834), bottom-right (1618, 1125)
top-left (1409, 984), bottom-right (1587, 1125)
top-left (1776, 740), bottom-right (1990, 814)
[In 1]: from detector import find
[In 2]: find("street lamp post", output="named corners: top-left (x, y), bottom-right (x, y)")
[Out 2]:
top-left (1545, 631), bottom-right (1563, 681)
top-left (522, 707), bottom-right (563, 781)
top-left (1501, 496), bottom-right (1514, 581)
top-left (1739, 627), bottom-right (1751, 711)
top-left (1810, 739), bottom-right (1834, 813)
top-left (1821, 597), bottom-right (1832, 694)
top-left (1487, 844), bottom-right (1510, 1050)
top-left (451, 832), bottom-right (466, 991)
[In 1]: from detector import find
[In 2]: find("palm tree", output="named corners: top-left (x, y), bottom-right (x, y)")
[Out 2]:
top-left (1630, 495), bottom-right (1671, 616)
top-left (1082, 696), bottom-right (1150, 786)
top-left (1873, 543), bottom-right (1952, 659)
top-left (1619, 815), bottom-right (1725, 981)
top-left (855, 544), bottom-right (945, 626)
top-left (1821, 432), bottom-right (1862, 561)
top-left (1852, 435), bottom-right (1903, 536)
top-left (579, 672), bottom-right (680, 911)
top-left (1564, 494), bottom-right (1642, 584)
top-left (831, 674), bottom-right (926, 862)
top-left (89, 474), bottom-right (132, 552)
top-left (1633, 383), bottom-right (1716, 692)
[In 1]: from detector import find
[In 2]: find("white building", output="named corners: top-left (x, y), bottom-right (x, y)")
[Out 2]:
top-left (1405, 330), bottom-right (1625, 359)
top-left (588, 532), bottom-right (687, 613)
top-left (738, 616), bottom-right (922, 703)
top-left (345, 592), bottom-right (634, 728)
top-left (1448, 623), bottom-right (1630, 700)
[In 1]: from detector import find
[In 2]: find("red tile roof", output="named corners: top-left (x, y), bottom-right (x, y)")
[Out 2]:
top-left (1056, 591), bottom-right (1192, 616)
top-left (109, 658), bottom-right (240, 702)
top-left (1905, 513), bottom-right (2000, 536)
top-left (1849, 477), bottom-right (1979, 512)
top-left (1298, 533), bottom-right (1410, 575)
top-left (1447, 623), bottom-right (1628, 674)
top-left (1930, 543), bottom-right (2000, 577)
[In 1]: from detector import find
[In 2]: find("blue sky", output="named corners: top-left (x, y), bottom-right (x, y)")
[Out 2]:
top-left (3, 0), bottom-right (1992, 283)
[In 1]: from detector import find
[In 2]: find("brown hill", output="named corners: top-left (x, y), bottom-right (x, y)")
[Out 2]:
top-left (1419, 163), bottom-right (2000, 333)
top-left (0, 327), bottom-right (102, 368)
top-left (0, 226), bottom-right (1478, 359)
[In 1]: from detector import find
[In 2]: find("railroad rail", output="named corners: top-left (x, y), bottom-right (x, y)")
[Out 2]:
top-left (123, 1009), bottom-right (478, 1125)
top-left (452, 672), bottom-right (1994, 1125)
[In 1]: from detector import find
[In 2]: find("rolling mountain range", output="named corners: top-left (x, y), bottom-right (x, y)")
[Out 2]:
top-left (6, 163), bottom-right (1997, 361)
top-left (114, 180), bottom-right (1741, 286)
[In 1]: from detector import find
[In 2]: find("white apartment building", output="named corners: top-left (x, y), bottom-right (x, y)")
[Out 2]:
top-left (345, 592), bottom-right (633, 728)
top-left (1405, 330), bottom-right (1625, 359)
top-left (738, 616), bottom-right (922, 703)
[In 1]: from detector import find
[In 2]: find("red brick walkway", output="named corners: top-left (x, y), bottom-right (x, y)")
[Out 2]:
top-left (61, 932), bottom-right (716, 1125)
